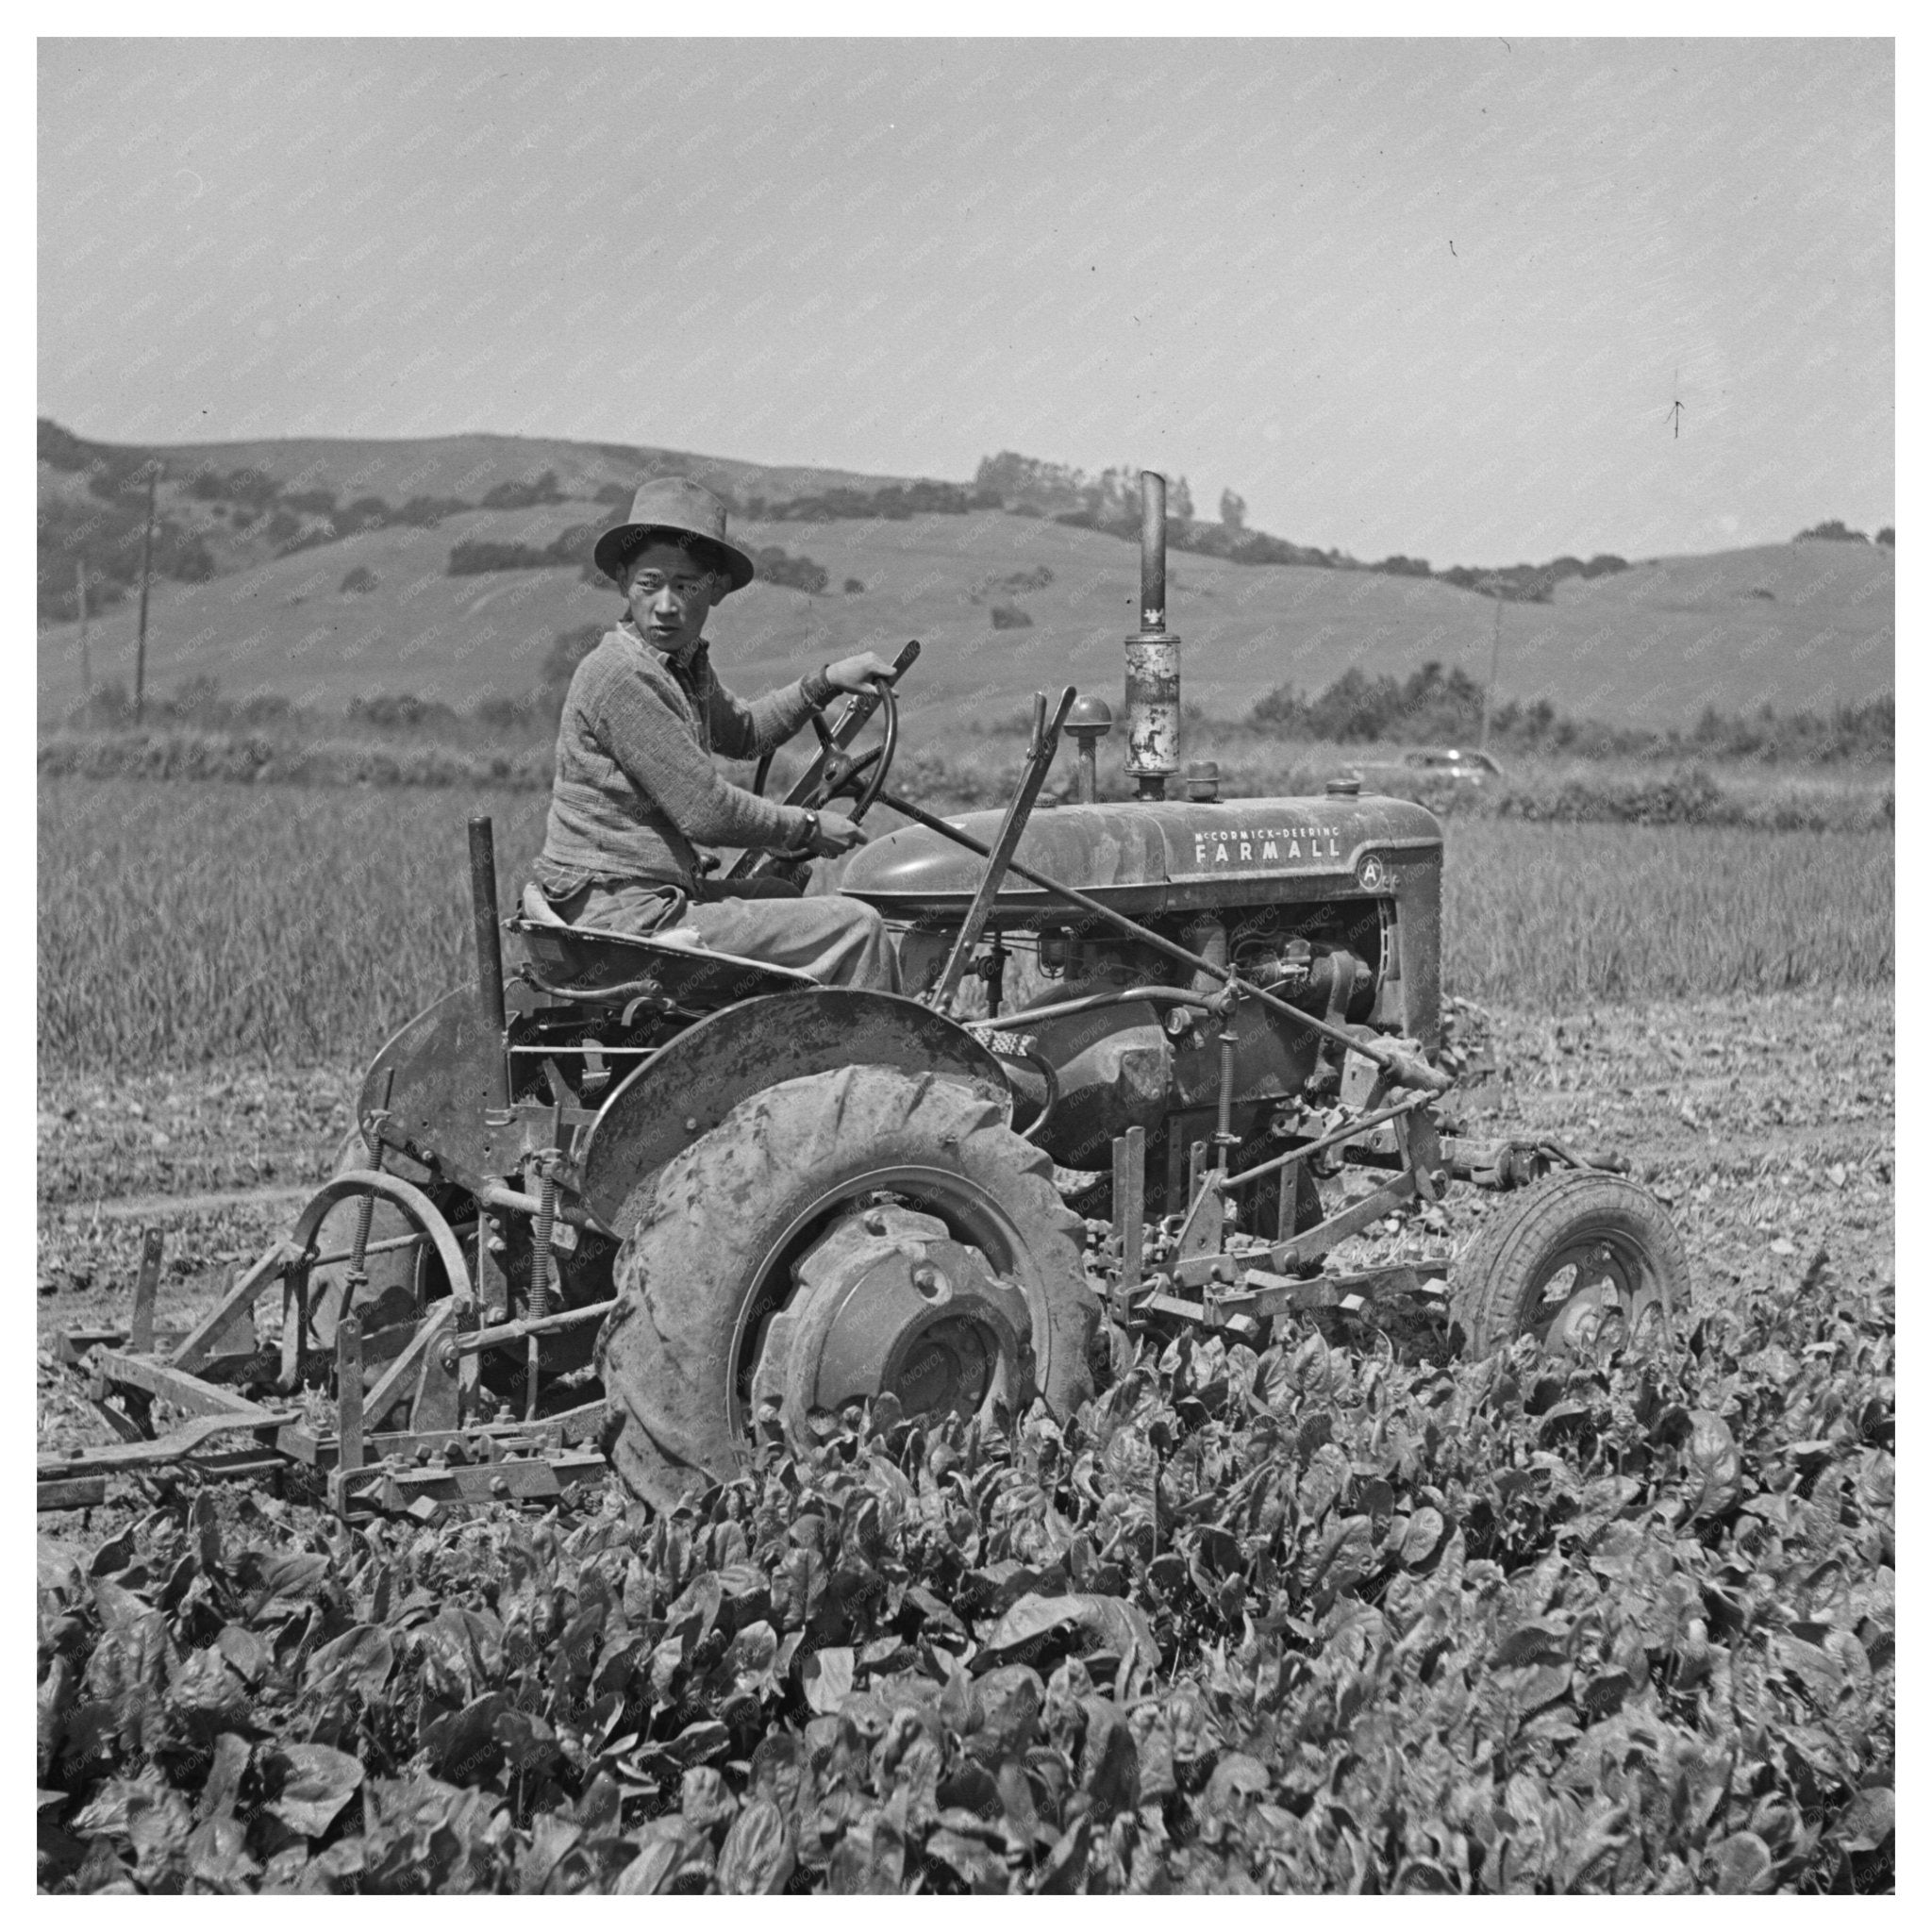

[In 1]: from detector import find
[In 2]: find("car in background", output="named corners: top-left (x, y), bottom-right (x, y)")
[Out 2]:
top-left (1352, 746), bottom-right (1506, 789)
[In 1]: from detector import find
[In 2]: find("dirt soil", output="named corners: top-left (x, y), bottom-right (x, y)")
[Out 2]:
top-left (36, 988), bottom-right (1892, 1480)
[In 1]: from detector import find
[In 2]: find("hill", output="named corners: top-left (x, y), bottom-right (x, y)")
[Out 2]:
top-left (37, 427), bottom-right (1893, 735)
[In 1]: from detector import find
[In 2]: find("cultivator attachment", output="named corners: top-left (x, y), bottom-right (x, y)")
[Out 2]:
top-left (37, 1092), bottom-right (1624, 1519)
top-left (40, 1158), bottom-right (615, 1522)
top-left (1082, 1061), bottom-right (1624, 1346)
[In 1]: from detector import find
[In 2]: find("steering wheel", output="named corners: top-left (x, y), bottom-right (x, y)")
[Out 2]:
top-left (730, 642), bottom-right (918, 883)
top-left (751, 674), bottom-right (899, 825)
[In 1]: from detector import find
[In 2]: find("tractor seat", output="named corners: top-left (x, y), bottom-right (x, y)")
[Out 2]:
top-left (508, 883), bottom-right (816, 1010)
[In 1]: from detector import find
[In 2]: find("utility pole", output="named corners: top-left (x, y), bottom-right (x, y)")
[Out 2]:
top-left (1478, 582), bottom-right (1503, 756)
top-left (133, 463), bottom-right (158, 724)
top-left (75, 556), bottom-right (92, 702)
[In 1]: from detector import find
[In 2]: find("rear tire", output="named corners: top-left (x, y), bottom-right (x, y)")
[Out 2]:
top-left (1450, 1170), bottom-right (1686, 1359)
top-left (598, 1065), bottom-right (1097, 1510)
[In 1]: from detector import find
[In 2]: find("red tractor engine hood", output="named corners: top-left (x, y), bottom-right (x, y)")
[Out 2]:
top-left (841, 795), bottom-right (1443, 920)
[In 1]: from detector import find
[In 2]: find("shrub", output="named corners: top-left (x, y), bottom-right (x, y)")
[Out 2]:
top-left (1254, 660), bottom-right (1486, 743)
top-left (481, 472), bottom-right (566, 509)
top-left (758, 480), bottom-right (983, 521)
top-left (753, 546), bottom-right (829, 595)
top-left (1793, 520), bottom-right (1869, 543)
top-left (340, 566), bottom-right (379, 595)
top-left (185, 465), bottom-right (281, 511)
top-left (1250, 666), bottom-right (1892, 767)
top-left (160, 675), bottom-right (227, 724)
top-left (842, 577), bottom-right (865, 595)
top-left (972, 566), bottom-right (1053, 603)
top-left (448, 526), bottom-right (592, 576)
top-left (473, 693), bottom-right (537, 732)
top-left (335, 497), bottom-right (392, 537)
top-left (347, 692), bottom-right (461, 734)
top-left (393, 495), bottom-right (473, 527)
top-left (65, 679), bottom-right (132, 726)
top-left (990, 603), bottom-right (1033, 630)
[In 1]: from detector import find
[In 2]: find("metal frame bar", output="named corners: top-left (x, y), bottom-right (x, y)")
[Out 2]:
top-left (1198, 1260), bottom-right (1450, 1327)
top-left (359, 1300), bottom-right (456, 1434)
top-left (276, 1398), bottom-right (610, 1470)
top-left (129, 1228), bottom-right (162, 1352)
top-left (460, 1297), bottom-right (617, 1356)
top-left (1109, 1127), bottom-right (1144, 1328)
top-left (1222, 1092), bottom-right (1430, 1192)
top-left (169, 1241), bottom-right (298, 1374)
top-left (93, 1349), bottom-right (285, 1421)
top-left (929, 687), bottom-right (1076, 1013)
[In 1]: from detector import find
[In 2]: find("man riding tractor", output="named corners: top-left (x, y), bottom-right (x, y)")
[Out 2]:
top-left (530, 475), bottom-right (903, 990)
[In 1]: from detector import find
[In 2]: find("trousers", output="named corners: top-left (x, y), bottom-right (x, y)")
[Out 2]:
top-left (545, 874), bottom-right (901, 993)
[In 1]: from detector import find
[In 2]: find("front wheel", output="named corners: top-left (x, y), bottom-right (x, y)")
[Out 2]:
top-left (597, 1064), bottom-right (1098, 1509)
top-left (1450, 1170), bottom-right (1687, 1359)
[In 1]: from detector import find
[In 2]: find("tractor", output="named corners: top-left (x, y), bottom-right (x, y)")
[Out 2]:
top-left (42, 473), bottom-right (1689, 1519)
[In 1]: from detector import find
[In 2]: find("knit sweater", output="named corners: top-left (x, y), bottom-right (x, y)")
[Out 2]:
top-left (536, 619), bottom-right (836, 892)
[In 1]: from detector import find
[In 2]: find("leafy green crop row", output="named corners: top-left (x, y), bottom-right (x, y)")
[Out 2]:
top-left (38, 1266), bottom-right (1892, 1893)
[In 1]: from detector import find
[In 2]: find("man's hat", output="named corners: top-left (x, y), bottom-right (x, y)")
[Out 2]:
top-left (592, 475), bottom-right (757, 593)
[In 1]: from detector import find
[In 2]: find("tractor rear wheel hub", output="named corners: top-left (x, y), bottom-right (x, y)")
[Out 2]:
top-left (749, 1205), bottom-right (1036, 1431)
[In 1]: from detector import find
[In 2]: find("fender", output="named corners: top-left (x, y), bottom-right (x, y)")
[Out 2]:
top-left (577, 987), bottom-right (1013, 1236)
top-left (358, 982), bottom-right (494, 1184)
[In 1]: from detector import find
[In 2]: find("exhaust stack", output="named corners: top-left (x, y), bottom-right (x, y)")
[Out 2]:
top-left (1124, 469), bottom-right (1179, 800)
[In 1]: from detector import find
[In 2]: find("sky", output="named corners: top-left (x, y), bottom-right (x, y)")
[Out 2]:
top-left (38, 36), bottom-right (1894, 565)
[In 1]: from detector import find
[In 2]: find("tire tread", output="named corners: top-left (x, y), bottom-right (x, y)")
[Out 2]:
top-left (1452, 1169), bottom-right (1689, 1357)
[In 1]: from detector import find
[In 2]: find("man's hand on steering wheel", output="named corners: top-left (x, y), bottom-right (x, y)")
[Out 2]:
top-left (738, 639), bottom-right (917, 877)
top-left (805, 809), bottom-right (869, 858)
top-left (821, 651), bottom-right (901, 695)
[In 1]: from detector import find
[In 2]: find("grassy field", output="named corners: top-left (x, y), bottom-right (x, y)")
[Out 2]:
top-left (38, 491), bottom-right (1894, 738)
top-left (38, 775), bottom-right (1892, 1073)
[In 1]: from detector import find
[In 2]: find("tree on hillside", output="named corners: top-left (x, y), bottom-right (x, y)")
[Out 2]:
top-left (394, 494), bottom-right (473, 527)
top-left (973, 451), bottom-right (1088, 513)
top-left (1219, 489), bottom-right (1246, 531)
top-left (754, 546), bottom-right (829, 594)
top-left (1876, 526), bottom-right (1894, 547)
top-left (37, 491), bottom-right (216, 623)
top-left (482, 472), bottom-right (566, 510)
top-left (447, 525), bottom-right (593, 576)
top-left (37, 418), bottom-right (94, 471)
top-left (335, 496), bottom-right (392, 536)
top-left (1794, 519), bottom-right (1869, 543)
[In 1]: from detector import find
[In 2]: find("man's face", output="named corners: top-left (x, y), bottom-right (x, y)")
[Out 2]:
top-left (622, 541), bottom-right (720, 658)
